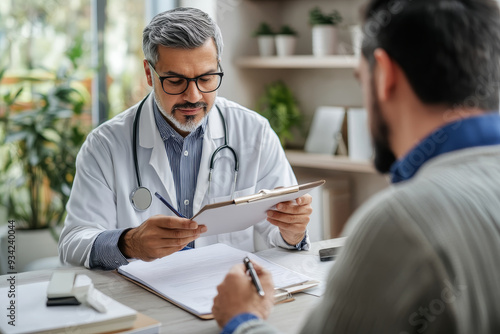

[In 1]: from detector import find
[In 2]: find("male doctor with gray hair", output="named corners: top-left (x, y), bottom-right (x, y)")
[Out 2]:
top-left (59, 7), bottom-right (313, 269)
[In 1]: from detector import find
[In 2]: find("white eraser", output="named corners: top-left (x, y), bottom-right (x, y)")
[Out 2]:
top-left (47, 272), bottom-right (76, 298)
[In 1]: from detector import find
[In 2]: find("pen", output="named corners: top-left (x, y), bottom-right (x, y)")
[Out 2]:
top-left (154, 192), bottom-right (186, 218)
top-left (244, 256), bottom-right (265, 297)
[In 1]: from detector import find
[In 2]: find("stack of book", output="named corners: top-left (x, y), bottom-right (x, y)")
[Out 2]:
top-left (0, 280), bottom-right (160, 334)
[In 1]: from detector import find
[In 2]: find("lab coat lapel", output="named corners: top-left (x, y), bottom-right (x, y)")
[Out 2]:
top-left (139, 95), bottom-right (177, 207)
top-left (193, 104), bottom-right (224, 214)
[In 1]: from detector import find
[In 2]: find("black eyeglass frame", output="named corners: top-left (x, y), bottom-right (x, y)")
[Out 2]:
top-left (148, 61), bottom-right (224, 95)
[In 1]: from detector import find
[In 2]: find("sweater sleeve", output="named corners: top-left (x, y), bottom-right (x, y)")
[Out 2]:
top-left (299, 192), bottom-right (457, 334)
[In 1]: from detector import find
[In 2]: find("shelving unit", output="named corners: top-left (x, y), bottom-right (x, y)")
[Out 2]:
top-left (218, 0), bottom-right (388, 238)
top-left (285, 150), bottom-right (375, 174)
top-left (235, 55), bottom-right (358, 69)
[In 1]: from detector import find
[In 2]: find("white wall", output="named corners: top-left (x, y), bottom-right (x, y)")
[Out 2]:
top-left (180, 0), bottom-right (217, 19)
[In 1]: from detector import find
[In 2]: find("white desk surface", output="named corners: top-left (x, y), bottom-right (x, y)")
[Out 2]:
top-left (0, 238), bottom-right (346, 334)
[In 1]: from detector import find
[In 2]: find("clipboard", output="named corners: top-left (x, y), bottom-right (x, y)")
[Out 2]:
top-left (193, 180), bottom-right (326, 236)
top-left (274, 279), bottom-right (321, 304)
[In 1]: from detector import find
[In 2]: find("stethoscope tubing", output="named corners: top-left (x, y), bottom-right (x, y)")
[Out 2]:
top-left (130, 95), bottom-right (238, 211)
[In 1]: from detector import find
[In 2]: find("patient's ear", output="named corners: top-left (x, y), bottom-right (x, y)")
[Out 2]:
top-left (373, 48), bottom-right (397, 102)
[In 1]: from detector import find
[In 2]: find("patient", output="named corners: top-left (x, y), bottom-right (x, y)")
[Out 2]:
top-left (212, 0), bottom-right (500, 333)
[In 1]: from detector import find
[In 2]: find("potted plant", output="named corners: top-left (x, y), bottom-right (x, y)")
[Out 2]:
top-left (256, 81), bottom-right (302, 147)
top-left (275, 25), bottom-right (298, 57)
top-left (0, 60), bottom-right (89, 273)
top-left (309, 7), bottom-right (343, 56)
top-left (253, 22), bottom-right (275, 56)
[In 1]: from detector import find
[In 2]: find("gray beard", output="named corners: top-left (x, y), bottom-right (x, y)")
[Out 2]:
top-left (152, 90), bottom-right (207, 134)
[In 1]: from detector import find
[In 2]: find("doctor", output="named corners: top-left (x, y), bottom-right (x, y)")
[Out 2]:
top-left (58, 7), bottom-right (313, 269)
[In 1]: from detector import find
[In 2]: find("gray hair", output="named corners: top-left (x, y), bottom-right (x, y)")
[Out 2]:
top-left (142, 7), bottom-right (223, 66)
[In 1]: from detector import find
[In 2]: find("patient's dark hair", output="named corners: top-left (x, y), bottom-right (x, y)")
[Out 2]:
top-left (361, 0), bottom-right (500, 110)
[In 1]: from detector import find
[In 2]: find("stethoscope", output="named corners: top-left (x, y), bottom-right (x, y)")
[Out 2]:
top-left (130, 95), bottom-right (239, 211)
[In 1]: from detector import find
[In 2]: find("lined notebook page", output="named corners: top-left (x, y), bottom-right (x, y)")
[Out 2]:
top-left (118, 243), bottom-right (314, 316)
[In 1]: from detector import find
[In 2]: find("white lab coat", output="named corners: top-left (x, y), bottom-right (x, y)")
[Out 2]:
top-left (59, 95), bottom-right (300, 268)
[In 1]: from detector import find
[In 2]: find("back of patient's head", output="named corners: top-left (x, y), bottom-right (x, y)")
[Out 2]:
top-left (361, 0), bottom-right (500, 111)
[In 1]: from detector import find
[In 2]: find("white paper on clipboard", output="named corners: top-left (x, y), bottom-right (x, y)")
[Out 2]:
top-left (192, 180), bottom-right (325, 236)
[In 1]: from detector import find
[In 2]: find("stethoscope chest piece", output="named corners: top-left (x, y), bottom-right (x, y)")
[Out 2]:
top-left (130, 186), bottom-right (152, 211)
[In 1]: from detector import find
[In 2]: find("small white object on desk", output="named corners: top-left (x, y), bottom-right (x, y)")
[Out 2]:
top-left (46, 271), bottom-right (76, 298)
top-left (72, 274), bottom-right (108, 313)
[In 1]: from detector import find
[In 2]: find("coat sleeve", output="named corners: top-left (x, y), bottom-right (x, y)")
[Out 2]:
top-left (58, 132), bottom-right (119, 268)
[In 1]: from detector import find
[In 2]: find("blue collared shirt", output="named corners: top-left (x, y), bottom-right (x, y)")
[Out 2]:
top-left (390, 113), bottom-right (500, 183)
top-left (152, 102), bottom-right (207, 219)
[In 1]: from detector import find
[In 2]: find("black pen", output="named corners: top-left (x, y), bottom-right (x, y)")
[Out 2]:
top-left (244, 256), bottom-right (265, 297)
top-left (155, 192), bottom-right (186, 218)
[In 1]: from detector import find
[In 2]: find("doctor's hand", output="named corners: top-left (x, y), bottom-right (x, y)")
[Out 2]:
top-left (118, 215), bottom-right (206, 261)
top-left (212, 262), bottom-right (275, 328)
top-left (267, 194), bottom-right (312, 246)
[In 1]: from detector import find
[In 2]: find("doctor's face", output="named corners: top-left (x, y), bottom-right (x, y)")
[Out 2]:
top-left (144, 39), bottom-right (219, 137)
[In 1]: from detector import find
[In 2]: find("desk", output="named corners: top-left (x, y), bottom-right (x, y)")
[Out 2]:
top-left (0, 238), bottom-right (345, 334)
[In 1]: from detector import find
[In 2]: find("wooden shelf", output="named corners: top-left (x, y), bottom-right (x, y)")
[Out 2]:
top-left (235, 55), bottom-right (358, 69)
top-left (285, 150), bottom-right (376, 174)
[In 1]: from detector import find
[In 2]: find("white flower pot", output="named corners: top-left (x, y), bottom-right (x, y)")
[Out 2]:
top-left (0, 226), bottom-right (60, 274)
top-left (257, 36), bottom-right (275, 56)
top-left (312, 25), bottom-right (338, 56)
top-left (350, 25), bottom-right (363, 58)
top-left (275, 35), bottom-right (297, 57)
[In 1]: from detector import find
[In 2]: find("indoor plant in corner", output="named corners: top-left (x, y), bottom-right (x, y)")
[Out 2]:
top-left (256, 81), bottom-right (302, 148)
top-left (253, 22), bottom-right (276, 56)
top-left (0, 63), bottom-right (88, 273)
top-left (309, 6), bottom-right (343, 56)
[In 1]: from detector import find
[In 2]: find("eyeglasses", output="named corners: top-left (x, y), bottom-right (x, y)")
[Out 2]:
top-left (148, 61), bottom-right (224, 95)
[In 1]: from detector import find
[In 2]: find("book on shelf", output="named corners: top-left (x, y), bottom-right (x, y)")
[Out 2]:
top-left (117, 243), bottom-right (318, 319)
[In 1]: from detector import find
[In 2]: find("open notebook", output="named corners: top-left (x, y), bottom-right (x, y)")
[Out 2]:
top-left (117, 243), bottom-right (318, 319)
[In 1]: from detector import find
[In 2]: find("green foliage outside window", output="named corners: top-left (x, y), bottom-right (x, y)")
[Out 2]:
top-left (0, 52), bottom-right (90, 233)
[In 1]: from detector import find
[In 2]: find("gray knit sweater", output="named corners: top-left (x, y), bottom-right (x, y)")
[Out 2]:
top-left (235, 146), bottom-right (500, 334)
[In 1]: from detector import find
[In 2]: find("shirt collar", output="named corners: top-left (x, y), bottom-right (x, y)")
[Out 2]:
top-left (390, 113), bottom-right (500, 183)
top-left (153, 99), bottom-right (207, 142)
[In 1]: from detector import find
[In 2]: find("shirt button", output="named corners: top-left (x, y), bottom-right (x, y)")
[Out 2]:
top-left (184, 150), bottom-right (189, 156)
top-left (184, 199), bottom-right (190, 206)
